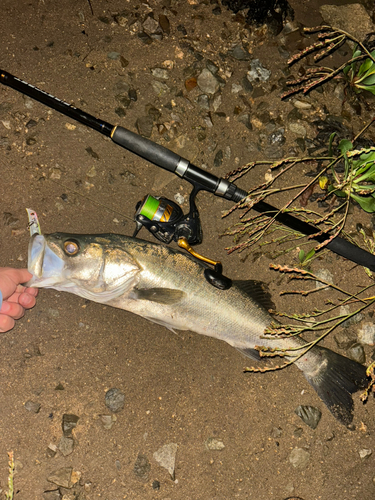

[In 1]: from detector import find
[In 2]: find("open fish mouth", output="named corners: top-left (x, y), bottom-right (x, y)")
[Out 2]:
top-left (27, 234), bottom-right (65, 288)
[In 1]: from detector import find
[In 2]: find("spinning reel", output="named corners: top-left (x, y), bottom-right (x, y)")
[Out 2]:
top-left (133, 188), bottom-right (232, 290)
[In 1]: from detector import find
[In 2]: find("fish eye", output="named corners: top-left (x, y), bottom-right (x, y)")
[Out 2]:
top-left (64, 240), bottom-right (80, 256)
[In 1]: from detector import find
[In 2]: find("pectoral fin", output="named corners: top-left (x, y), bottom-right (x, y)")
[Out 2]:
top-left (133, 287), bottom-right (186, 305)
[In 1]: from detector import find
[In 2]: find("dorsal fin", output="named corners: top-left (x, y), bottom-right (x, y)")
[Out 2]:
top-left (233, 280), bottom-right (275, 311)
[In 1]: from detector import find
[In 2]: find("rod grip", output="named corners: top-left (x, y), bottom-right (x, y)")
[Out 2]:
top-left (111, 125), bottom-right (181, 173)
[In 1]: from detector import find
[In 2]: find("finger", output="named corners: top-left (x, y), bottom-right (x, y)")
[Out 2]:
top-left (7, 268), bottom-right (33, 284)
top-left (14, 285), bottom-right (39, 297)
top-left (0, 301), bottom-right (25, 320)
top-left (19, 292), bottom-right (37, 309)
top-left (0, 314), bottom-right (15, 333)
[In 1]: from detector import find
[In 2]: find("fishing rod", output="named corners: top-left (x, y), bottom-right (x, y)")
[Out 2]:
top-left (2, 68), bottom-right (375, 281)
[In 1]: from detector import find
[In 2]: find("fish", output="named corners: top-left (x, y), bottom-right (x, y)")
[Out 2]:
top-left (27, 232), bottom-right (370, 425)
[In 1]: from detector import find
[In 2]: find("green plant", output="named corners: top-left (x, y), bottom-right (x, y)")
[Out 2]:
top-left (281, 26), bottom-right (375, 99)
top-left (343, 46), bottom-right (375, 95)
top-left (326, 135), bottom-right (375, 213)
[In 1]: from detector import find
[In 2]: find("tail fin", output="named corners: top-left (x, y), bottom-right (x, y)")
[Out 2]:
top-left (304, 347), bottom-right (370, 425)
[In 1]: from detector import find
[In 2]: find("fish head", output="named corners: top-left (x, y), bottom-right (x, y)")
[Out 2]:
top-left (27, 233), bottom-right (140, 302)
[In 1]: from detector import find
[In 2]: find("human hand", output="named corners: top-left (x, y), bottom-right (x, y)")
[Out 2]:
top-left (0, 268), bottom-right (38, 332)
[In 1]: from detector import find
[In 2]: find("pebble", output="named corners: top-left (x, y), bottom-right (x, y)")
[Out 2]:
top-left (151, 67), bottom-right (169, 80)
top-left (214, 149), bottom-right (223, 167)
top-left (136, 116), bottom-right (154, 138)
top-left (43, 490), bottom-right (61, 500)
top-left (314, 269), bottom-right (334, 289)
top-left (100, 414), bottom-right (116, 430)
top-left (107, 52), bottom-right (120, 60)
top-left (47, 467), bottom-right (73, 488)
top-left (153, 443), bottom-right (178, 480)
top-left (197, 68), bottom-right (220, 95)
top-left (174, 193), bottom-right (185, 205)
top-left (269, 128), bottom-right (286, 146)
top-left (237, 113), bottom-right (252, 130)
top-left (58, 436), bottom-right (74, 457)
top-left (288, 122), bottom-right (307, 137)
top-left (24, 400), bottom-right (41, 413)
top-left (347, 343), bottom-right (366, 364)
top-left (205, 437), bottom-right (225, 451)
top-left (105, 388), bottom-right (125, 412)
top-left (295, 405), bottom-right (322, 430)
top-left (152, 80), bottom-right (169, 96)
top-left (334, 329), bottom-right (356, 349)
top-left (289, 447), bottom-right (310, 469)
top-left (339, 305), bottom-right (364, 327)
top-left (228, 45), bottom-right (250, 61)
top-left (293, 99), bottom-right (312, 110)
top-left (143, 16), bottom-right (160, 35)
top-left (246, 59), bottom-right (271, 83)
top-left (231, 83), bottom-right (243, 94)
top-left (357, 322), bottom-right (375, 345)
top-left (133, 453), bottom-right (151, 482)
top-left (359, 448), bottom-right (372, 460)
top-left (197, 94), bottom-right (209, 110)
top-left (62, 414), bottom-right (79, 437)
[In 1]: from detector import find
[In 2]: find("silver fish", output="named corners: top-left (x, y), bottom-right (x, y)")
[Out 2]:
top-left (27, 232), bottom-right (369, 424)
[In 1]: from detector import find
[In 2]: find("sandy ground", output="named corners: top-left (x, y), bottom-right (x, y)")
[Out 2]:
top-left (1, 0), bottom-right (375, 498)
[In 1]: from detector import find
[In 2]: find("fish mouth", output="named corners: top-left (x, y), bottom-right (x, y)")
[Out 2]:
top-left (27, 234), bottom-right (65, 288)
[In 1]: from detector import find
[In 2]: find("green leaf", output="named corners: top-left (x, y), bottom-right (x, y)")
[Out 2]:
top-left (338, 139), bottom-right (353, 155)
top-left (351, 193), bottom-right (375, 212)
top-left (298, 249), bottom-right (305, 263)
top-left (358, 58), bottom-right (373, 75)
top-left (361, 73), bottom-right (375, 86)
top-left (328, 132), bottom-right (336, 156)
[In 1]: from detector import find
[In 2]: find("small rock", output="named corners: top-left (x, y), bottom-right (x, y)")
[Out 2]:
top-left (214, 149), bottom-right (223, 167)
top-left (197, 94), bottom-right (209, 110)
top-left (174, 193), bottom-right (185, 205)
top-left (24, 400), bottom-right (41, 413)
top-left (339, 305), bottom-right (364, 327)
top-left (133, 453), bottom-right (151, 482)
top-left (334, 329), bottom-right (356, 349)
top-left (237, 113), bottom-right (252, 130)
top-left (293, 99), bottom-right (312, 110)
top-left (228, 45), bottom-right (250, 61)
top-left (62, 414), bottom-right (79, 437)
top-left (43, 490), bottom-right (62, 500)
top-left (357, 322), bottom-right (375, 346)
top-left (152, 80), bottom-right (169, 96)
top-left (153, 443), bottom-right (178, 480)
top-left (270, 427), bottom-right (282, 438)
top-left (269, 128), bottom-right (286, 146)
top-left (359, 448), bottom-right (372, 460)
top-left (247, 59), bottom-right (271, 83)
top-left (107, 51), bottom-right (120, 60)
top-left (242, 75), bottom-right (253, 93)
top-left (151, 68), bottom-right (169, 80)
top-left (347, 343), bottom-right (366, 364)
top-left (105, 388), bottom-right (125, 412)
top-left (315, 268), bottom-right (334, 289)
top-left (152, 480), bottom-right (161, 490)
top-left (47, 467), bottom-right (73, 488)
top-left (295, 405), bottom-right (322, 430)
top-left (205, 437), bottom-right (225, 451)
top-left (289, 122), bottom-right (307, 137)
top-left (136, 116), bottom-right (154, 138)
top-left (100, 414), bottom-right (116, 430)
top-left (289, 447), bottom-right (310, 469)
top-left (197, 68), bottom-right (220, 95)
top-left (58, 436), bottom-right (74, 457)
top-left (231, 83), bottom-right (243, 94)
top-left (143, 16), bottom-right (160, 35)
top-left (159, 14), bottom-right (170, 34)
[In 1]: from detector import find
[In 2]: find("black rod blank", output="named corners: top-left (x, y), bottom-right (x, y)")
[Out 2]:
top-left (2, 69), bottom-right (375, 270)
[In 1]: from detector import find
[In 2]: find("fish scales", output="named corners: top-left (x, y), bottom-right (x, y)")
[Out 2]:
top-left (27, 232), bottom-right (370, 425)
